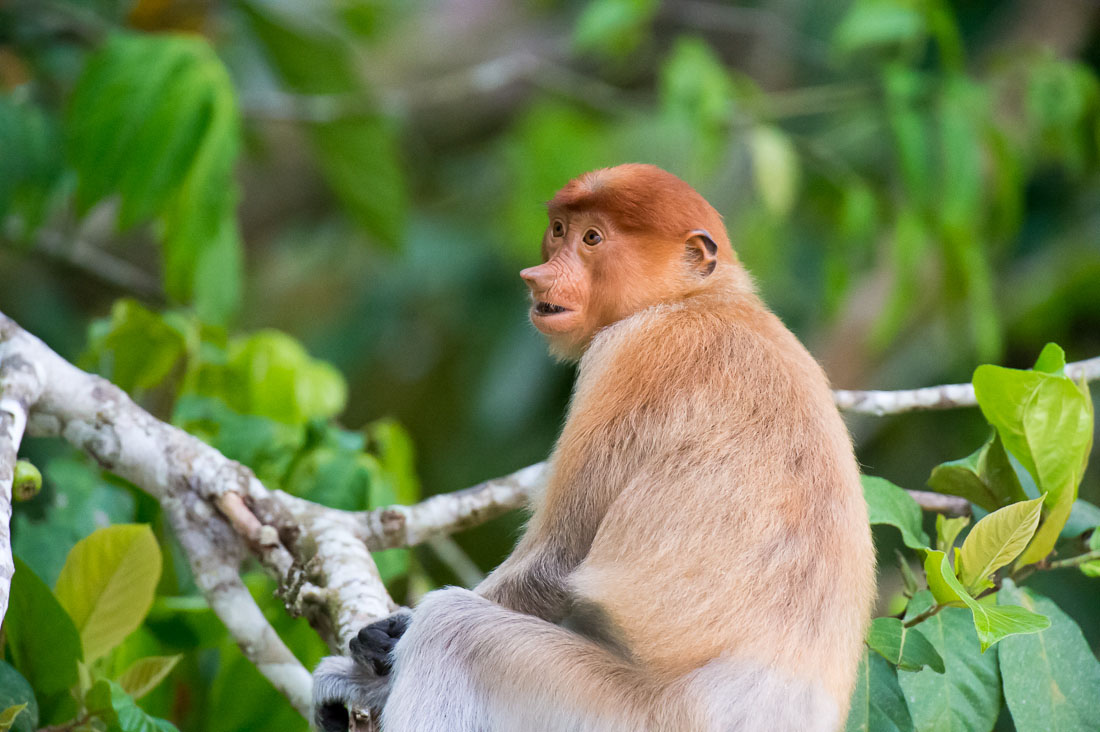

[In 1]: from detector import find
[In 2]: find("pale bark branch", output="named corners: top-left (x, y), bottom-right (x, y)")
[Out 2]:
top-left (0, 310), bottom-right (380, 716)
top-left (832, 356), bottom-right (1100, 415)
top-left (0, 353), bottom-right (44, 621)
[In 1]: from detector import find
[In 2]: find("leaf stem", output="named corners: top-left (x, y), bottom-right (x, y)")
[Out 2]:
top-left (903, 603), bottom-right (946, 628)
top-left (1046, 549), bottom-right (1100, 570)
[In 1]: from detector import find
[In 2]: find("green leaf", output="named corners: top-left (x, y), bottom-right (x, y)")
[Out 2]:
top-left (749, 125), bottom-right (800, 216)
top-left (573, 0), bottom-right (658, 58)
top-left (310, 117), bottom-right (408, 247)
top-left (171, 395), bottom-right (305, 484)
top-left (973, 346), bottom-right (1094, 565)
top-left (241, 1), bottom-right (407, 246)
top-left (863, 476), bottom-right (930, 550)
top-left (866, 617), bottom-right (945, 673)
top-left (833, 0), bottom-right (926, 56)
top-left (935, 514), bottom-right (970, 554)
top-left (81, 300), bottom-right (187, 394)
top-left (902, 590), bottom-right (934, 623)
top-left (0, 96), bottom-right (63, 238)
top-left (367, 418), bottom-right (421, 507)
top-left (956, 495), bottom-right (1044, 593)
top-left (844, 650), bottom-right (914, 732)
top-left (223, 330), bottom-right (347, 424)
top-left (973, 348), bottom-right (1093, 499)
top-left (240, 0), bottom-right (357, 94)
top-left (924, 551), bottom-right (1049, 651)
top-left (13, 458), bottom-right (137, 587)
top-left (0, 663), bottom-right (37, 732)
top-left (928, 432), bottom-right (1028, 513)
top-left (897, 608), bottom-right (1001, 732)
top-left (659, 38), bottom-right (734, 132)
top-left (116, 656), bottom-right (181, 701)
top-left (86, 680), bottom-right (179, 732)
top-left (66, 33), bottom-right (244, 324)
top-left (5, 558), bottom-right (83, 698)
top-left (54, 525), bottom-right (163, 662)
top-left (998, 581), bottom-right (1100, 731)
top-left (0, 704), bottom-right (28, 732)
top-left (1032, 343), bottom-right (1067, 374)
top-left (284, 446), bottom-right (377, 510)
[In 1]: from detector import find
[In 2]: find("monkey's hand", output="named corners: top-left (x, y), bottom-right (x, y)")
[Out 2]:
top-left (350, 610), bottom-right (412, 676)
top-left (311, 610), bottom-right (412, 731)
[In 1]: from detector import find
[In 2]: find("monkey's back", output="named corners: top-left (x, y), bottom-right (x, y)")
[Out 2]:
top-left (561, 283), bottom-right (875, 725)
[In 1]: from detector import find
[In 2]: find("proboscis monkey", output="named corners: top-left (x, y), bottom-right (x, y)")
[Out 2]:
top-left (313, 164), bottom-right (875, 731)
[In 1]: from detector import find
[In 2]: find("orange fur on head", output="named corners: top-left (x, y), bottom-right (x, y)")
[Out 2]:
top-left (522, 164), bottom-right (747, 360)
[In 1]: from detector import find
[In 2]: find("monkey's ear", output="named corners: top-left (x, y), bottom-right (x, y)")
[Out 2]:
top-left (684, 229), bottom-right (718, 277)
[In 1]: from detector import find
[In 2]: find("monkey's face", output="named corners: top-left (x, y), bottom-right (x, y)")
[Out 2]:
top-left (520, 210), bottom-right (693, 361)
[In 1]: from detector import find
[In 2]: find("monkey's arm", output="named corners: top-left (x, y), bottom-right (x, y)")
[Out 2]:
top-left (382, 586), bottom-right (657, 732)
top-left (473, 540), bottom-right (575, 622)
top-left (383, 587), bottom-right (838, 732)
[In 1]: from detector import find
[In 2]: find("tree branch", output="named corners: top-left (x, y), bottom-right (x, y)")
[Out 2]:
top-left (0, 310), bottom-right (383, 715)
top-left (0, 352), bottom-right (44, 620)
top-left (832, 356), bottom-right (1100, 415)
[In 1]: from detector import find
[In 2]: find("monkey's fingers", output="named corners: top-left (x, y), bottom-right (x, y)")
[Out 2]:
top-left (349, 611), bottom-right (411, 675)
top-left (315, 703), bottom-right (350, 732)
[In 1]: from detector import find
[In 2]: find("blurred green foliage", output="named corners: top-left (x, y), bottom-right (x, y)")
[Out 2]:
top-left (2, 0), bottom-right (1100, 729)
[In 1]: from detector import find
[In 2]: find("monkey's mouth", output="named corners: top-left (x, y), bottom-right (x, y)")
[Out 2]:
top-left (533, 301), bottom-right (570, 316)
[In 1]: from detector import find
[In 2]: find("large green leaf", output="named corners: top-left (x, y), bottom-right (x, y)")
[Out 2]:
top-left (999, 581), bottom-right (1100, 731)
top-left (924, 551), bottom-right (1049, 651)
top-left (955, 495), bottom-right (1043, 593)
top-left (927, 432), bottom-right (1027, 512)
top-left (310, 117), bottom-right (408, 248)
top-left (866, 617), bottom-right (945, 673)
top-left (5, 558), bottom-right (82, 697)
top-left (844, 650), bottom-right (914, 732)
top-left (54, 525), bottom-right (162, 662)
top-left (897, 608), bottom-right (1001, 732)
top-left (0, 663), bottom-right (37, 732)
top-left (863, 476), bottom-right (930, 550)
top-left (66, 33), bottom-right (244, 324)
top-left (86, 680), bottom-right (179, 732)
top-left (973, 344), bottom-right (1094, 566)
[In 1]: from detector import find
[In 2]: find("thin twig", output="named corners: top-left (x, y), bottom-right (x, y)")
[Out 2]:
top-left (833, 356), bottom-right (1100, 415)
top-left (1047, 549), bottom-right (1100, 570)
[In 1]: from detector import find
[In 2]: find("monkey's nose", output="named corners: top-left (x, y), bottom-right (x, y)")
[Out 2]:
top-left (520, 265), bottom-right (553, 291)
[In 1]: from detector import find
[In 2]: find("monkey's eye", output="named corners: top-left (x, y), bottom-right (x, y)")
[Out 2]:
top-left (551, 221), bottom-right (565, 237)
top-left (583, 229), bottom-right (602, 246)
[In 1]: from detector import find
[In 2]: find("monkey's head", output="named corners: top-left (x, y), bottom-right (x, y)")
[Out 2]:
top-left (521, 164), bottom-right (740, 360)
